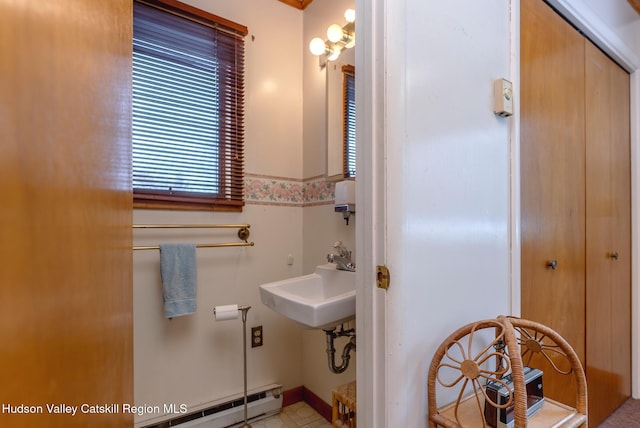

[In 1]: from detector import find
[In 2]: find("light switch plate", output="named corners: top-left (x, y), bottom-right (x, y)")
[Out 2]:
top-left (494, 78), bottom-right (513, 117)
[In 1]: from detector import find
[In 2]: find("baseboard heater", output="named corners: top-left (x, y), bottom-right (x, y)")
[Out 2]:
top-left (141, 384), bottom-right (283, 428)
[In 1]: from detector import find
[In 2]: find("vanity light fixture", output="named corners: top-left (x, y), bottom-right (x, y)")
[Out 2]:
top-left (309, 9), bottom-right (355, 68)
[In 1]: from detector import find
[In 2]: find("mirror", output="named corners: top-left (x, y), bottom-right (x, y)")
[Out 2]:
top-left (326, 56), bottom-right (355, 182)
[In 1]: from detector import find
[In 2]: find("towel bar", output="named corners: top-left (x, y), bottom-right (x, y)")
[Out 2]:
top-left (133, 242), bottom-right (254, 251)
top-left (133, 224), bottom-right (250, 229)
top-left (132, 224), bottom-right (254, 250)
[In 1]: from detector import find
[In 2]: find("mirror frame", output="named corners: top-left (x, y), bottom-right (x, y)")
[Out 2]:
top-left (326, 46), bottom-right (355, 182)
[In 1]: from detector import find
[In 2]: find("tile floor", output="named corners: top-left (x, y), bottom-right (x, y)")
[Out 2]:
top-left (250, 402), bottom-right (332, 428)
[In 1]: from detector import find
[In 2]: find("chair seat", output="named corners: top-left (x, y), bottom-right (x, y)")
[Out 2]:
top-left (435, 394), bottom-right (585, 428)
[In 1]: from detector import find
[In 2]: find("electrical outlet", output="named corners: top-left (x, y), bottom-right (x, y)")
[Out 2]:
top-left (251, 326), bottom-right (263, 348)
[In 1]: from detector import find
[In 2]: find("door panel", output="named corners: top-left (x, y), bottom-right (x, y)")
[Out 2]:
top-left (608, 50), bottom-right (632, 412)
top-left (0, 1), bottom-right (133, 426)
top-left (585, 40), bottom-right (631, 426)
top-left (520, 0), bottom-right (585, 404)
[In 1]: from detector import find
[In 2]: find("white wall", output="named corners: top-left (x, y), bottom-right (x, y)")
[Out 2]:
top-left (376, 0), bottom-right (512, 426)
top-left (133, 208), bottom-right (304, 427)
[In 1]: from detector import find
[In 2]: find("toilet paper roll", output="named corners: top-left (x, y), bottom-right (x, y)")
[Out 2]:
top-left (214, 304), bottom-right (239, 321)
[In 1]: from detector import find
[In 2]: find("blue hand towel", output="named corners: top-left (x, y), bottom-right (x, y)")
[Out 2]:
top-left (159, 243), bottom-right (197, 318)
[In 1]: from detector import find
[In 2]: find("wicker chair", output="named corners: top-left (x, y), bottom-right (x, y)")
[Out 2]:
top-left (427, 316), bottom-right (588, 428)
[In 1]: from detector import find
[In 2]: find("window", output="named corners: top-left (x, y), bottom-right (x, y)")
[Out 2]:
top-left (132, 0), bottom-right (247, 210)
top-left (342, 65), bottom-right (355, 178)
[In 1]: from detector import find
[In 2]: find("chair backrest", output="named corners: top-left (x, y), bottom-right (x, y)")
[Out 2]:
top-left (505, 316), bottom-right (588, 417)
top-left (427, 316), bottom-right (587, 428)
top-left (427, 316), bottom-right (527, 428)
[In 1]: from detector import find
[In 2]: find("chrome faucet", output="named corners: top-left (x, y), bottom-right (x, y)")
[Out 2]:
top-left (327, 241), bottom-right (356, 272)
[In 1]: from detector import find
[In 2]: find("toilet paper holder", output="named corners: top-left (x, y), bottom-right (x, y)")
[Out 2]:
top-left (213, 304), bottom-right (252, 427)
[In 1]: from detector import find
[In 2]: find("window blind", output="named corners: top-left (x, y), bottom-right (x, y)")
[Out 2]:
top-left (133, 0), bottom-right (246, 209)
top-left (342, 65), bottom-right (356, 178)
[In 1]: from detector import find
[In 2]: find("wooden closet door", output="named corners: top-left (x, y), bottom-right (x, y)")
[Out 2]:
top-left (0, 1), bottom-right (133, 426)
top-left (585, 40), bottom-right (631, 426)
top-left (520, 0), bottom-right (585, 405)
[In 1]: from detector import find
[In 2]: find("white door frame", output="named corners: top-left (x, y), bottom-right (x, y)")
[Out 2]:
top-left (355, 0), bottom-right (388, 424)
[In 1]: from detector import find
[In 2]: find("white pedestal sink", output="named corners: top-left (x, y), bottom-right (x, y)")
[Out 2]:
top-left (259, 263), bottom-right (355, 329)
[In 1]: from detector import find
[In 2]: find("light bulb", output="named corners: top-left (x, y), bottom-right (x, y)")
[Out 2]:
top-left (309, 37), bottom-right (327, 56)
top-left (344, 9), bottom-right (355, 23)
top-left (326, 24), bottom-right (344, 43)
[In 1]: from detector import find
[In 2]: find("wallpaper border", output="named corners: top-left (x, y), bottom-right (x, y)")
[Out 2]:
top-left (244, 174), bottom-right (335, 207)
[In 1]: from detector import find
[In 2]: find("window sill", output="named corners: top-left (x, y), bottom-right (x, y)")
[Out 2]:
top-left (133, 200), bottom-right (243, 212)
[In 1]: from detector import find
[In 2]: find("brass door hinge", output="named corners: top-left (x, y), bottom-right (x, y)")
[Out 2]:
top-left (376, 265), bottom-right (390, 290)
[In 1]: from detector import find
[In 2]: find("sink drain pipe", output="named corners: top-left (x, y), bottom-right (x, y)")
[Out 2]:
top-left (323, 325), bottom-right (356, 374)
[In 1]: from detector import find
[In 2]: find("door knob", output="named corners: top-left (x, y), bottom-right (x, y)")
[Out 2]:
top-left (546, 260), bottom-right (558, 270)
top-left (609, 252), bottom-right (619, 260)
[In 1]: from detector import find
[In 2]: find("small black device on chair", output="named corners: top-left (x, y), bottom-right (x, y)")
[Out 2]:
top-left (483, 366), bottom-right (544, 428)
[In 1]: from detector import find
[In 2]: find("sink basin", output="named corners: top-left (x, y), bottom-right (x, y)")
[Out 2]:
top-left (259, 263), bottom-right (355, 329)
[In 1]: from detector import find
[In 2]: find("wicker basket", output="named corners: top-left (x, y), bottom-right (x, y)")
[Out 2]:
top-left (332, 380), bottom-right (356, 427)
